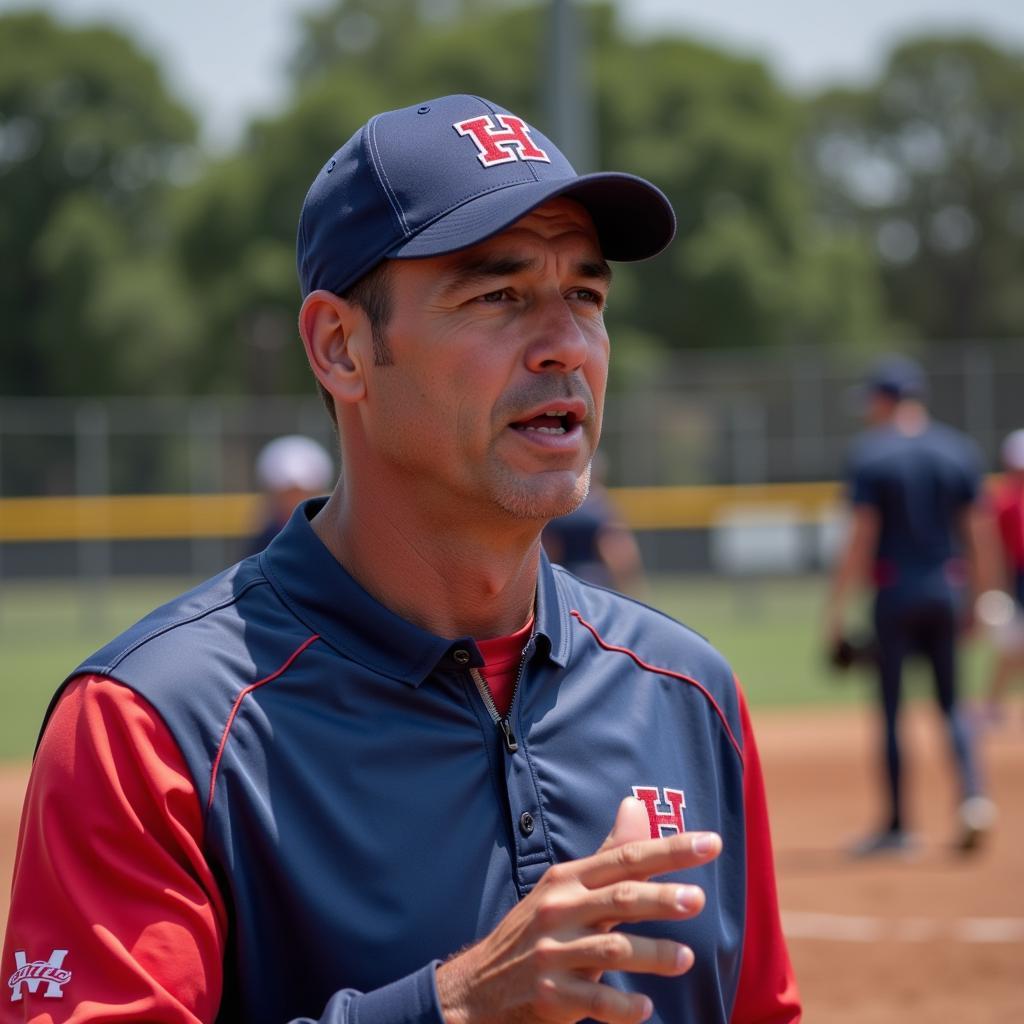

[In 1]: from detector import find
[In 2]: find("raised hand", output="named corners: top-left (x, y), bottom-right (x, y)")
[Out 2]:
top-left (436, 797), bottom-right (721, 1024)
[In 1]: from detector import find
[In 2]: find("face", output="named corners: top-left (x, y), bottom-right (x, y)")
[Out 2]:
top-left (864, 391), bottom-right (897, 426)
top-left (354, 198), bottom-right (611, 523)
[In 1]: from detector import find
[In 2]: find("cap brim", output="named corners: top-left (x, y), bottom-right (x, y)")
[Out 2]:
top-left (387, 171), bottom-right (675, 263)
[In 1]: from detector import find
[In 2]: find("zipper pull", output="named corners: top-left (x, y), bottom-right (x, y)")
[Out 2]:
top-left (498, 717), bottom-right (518, 754)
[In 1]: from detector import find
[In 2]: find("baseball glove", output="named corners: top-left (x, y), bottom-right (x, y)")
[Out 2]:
top-left (828, 633), bottom-right (879, 673)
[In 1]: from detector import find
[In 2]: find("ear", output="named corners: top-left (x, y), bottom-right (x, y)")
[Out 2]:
top-left (298, 290), bottom-right (368, 406)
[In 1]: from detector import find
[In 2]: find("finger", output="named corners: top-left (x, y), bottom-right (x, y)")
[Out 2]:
top-left (572, 831), bottom-right (722, 890)
top-left (549, 930), bottom-right (695, 977)
top-left (535, 974), bottom-right (654, 1024)
top-left (576, 879), bottom-right (706, 928)
top-left (597, 797), bottom-right (652, 853)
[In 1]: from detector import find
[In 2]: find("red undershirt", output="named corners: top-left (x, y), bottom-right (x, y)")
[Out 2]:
top-left (475, 617), bottom-right (533, 716)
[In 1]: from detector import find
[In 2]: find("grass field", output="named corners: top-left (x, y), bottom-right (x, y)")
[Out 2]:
top-left (0, 573), bottom-right (996, 760)
top-left (0, 575), bottom-right (1019, 1022)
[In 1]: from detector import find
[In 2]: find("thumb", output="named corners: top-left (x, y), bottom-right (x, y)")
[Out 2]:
top-left (598, 796), bottom-right (652, 852)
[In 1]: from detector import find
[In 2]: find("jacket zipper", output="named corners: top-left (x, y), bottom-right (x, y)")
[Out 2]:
top-left (469, 637), bottom-right (532, 754)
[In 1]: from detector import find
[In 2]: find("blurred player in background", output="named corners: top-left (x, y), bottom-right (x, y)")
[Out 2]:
top-left (825, 355), bottom-right (997, 855)
top-left (979, 428), bottom-right (1024, 723)
top-left (542, 450), bottom-right (645, 595)
top-left (250, 433), bottom-right (334, 553)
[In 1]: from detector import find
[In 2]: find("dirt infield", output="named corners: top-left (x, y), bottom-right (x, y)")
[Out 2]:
top-left (759, 701), bottom-right (1023, 1023)
top-left (1, 703), bottom-right (1021, 1020)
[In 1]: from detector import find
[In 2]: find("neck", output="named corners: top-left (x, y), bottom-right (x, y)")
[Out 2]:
top-left (311, 487), bottom-right (540, 639)
top-left (892, 400), bottom-right (929, 435)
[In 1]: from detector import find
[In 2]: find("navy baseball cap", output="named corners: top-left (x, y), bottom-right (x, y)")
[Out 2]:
top-left (864, 355), bottom-right (927, 400)
top-left (297, 94), bottom-right (676, 297)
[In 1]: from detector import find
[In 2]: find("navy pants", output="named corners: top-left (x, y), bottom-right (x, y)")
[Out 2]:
top-left (872, 595), bottom-right (981, 831)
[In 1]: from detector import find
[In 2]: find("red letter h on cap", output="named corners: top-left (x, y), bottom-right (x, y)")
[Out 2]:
top-left (632, 786), bottom-right (686, 839)
top-left (453, 114), bottom-right (550, 167)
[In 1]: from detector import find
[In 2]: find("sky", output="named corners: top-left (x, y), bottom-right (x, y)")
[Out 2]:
top-left (3, 0), bottom-right (1024, 150)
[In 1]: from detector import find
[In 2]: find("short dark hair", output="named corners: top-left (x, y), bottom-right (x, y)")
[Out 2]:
top-left (315, 261), bottom-right (393, 423)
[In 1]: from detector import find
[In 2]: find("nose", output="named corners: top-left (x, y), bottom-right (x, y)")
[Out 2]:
top-left (523, 296), bottom-right (594, 374)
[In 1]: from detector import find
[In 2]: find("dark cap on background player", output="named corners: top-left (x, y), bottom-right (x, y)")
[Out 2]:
top-left (296, 93), bottom-right (676, 297)
top-left (863, 354), bottom-right (927, 401)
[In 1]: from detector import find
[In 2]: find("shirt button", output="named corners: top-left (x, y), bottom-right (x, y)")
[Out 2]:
top-left (452, 648), bottom-right (470, 665)
top-left (519, 811), bottom-right (535, 837)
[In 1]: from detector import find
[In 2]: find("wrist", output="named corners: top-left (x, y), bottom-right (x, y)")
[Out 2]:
top-left (435, 953), bottom-right (473, 1024)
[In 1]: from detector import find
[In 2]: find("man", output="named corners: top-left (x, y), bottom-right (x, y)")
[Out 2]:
top-left (980, 428), bottom-right (1024, 722)
top-left (3, 95), bottom-right (799, 1023)
top-left (249, 433), bottom-right (335, 553)
top-left (826, 355), bottom-right (996, 855)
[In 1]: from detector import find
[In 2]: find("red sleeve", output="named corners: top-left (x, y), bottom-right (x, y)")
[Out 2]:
top-left (730, 684), bottom-right (802, 1023)
top-left (1, 675), bottom-right (227, 1023)
top-left (993, 481), bottom-right (1024, 569)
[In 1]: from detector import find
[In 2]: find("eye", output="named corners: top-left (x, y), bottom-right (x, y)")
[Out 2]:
top-left (569, 287), bottom-right (605, 307)
top-left (478, 288), bottom-right (513, 304)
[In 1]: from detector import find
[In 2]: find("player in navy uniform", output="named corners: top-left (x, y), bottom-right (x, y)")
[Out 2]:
top-left (826, 356), bottom-right (997, 855)
top-left (3, 96), bottom-right (799, 1023)
top-left (542, 452), bottom-right (645, 595)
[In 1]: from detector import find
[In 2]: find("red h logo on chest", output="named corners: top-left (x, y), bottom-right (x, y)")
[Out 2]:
top-left (453, 115), bottom-right (550, 167)
top-left (632, 786), bottom-right (686, 838)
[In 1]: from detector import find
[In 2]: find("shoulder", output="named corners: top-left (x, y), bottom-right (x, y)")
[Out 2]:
top-left (919, 424), bottom-right (983, 498)
top-left (553, 568), bottom-right (741, 730)
top-left (562, 573), bottom-right (727, 667)
top-left (40, 675), bottom-right (201, 822)
top-left (846, 428), bottom-right (894, 476)
top-left (63, 554), bottom-right (319, 740)
top-left (993, 476), bottom-right (1023, 510)
top-left (930, 421), bottom-right (982, 465)
top-left (76, 557), bottom-right (286, 676)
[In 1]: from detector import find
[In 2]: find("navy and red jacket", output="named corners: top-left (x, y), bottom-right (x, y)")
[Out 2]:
top-left (3, 500), bottom-right (800, 1023)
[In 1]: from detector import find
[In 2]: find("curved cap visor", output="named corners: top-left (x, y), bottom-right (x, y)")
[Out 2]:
top-left (387, 171), bottom-right (675, 263)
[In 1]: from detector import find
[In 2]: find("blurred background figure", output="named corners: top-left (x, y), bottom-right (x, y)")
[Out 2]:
top-left (825, 355), bottom-right (997, 856)
top-left (250, 434), bottom-right (334, 553)
top-left (979, 428), bottom-right (1024, 724)
top-left (542, 452), bottom-right (645, 596)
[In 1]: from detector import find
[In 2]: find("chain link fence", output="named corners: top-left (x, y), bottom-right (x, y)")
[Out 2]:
top-left (2, 340), bottom-right (1023, 581)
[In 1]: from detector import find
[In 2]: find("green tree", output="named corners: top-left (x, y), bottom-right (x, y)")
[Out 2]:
top-left (175, 0), bottom-right (890, 399)
top-left (803, 35), bottom-right (1024, 341)
top-left (289, 0), bottom-right (890, 352)
top-left (171, 0), bottom-right (552, 396)
top-left (0, 11), bottom-right (199, 395)
top-left (592, 30), bottom-right (888, 355)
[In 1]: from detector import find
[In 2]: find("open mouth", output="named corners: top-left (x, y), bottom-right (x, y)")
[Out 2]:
top-left (510, 409), bottom-right (580, 435)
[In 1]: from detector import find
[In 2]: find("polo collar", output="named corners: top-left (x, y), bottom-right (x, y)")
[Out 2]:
top-left (261, 499), bottom-right (567, 687)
